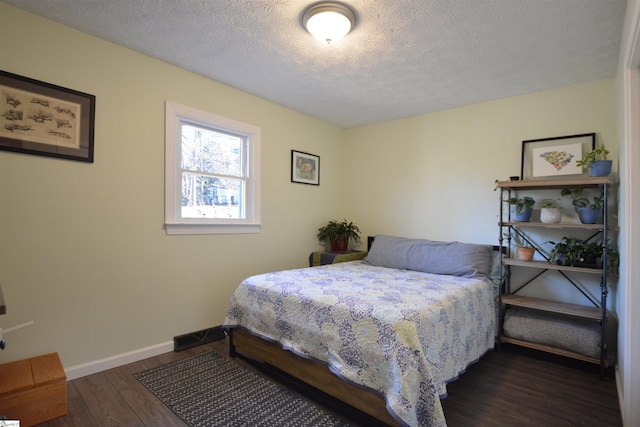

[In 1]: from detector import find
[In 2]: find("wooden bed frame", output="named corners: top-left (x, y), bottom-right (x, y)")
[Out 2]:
top-left (228, 237), bottom-right (399, 425)
top-left (229, 327), bottom-right (399, 426)
top-left (227, 240), bottom-right (501, 426)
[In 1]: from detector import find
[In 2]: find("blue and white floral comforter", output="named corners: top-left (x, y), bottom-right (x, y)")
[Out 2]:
top-left (224, 261), bottom-right (495, 427)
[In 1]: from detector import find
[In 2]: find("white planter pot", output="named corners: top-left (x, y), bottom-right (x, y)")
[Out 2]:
top-left (540, 207), bottom-right (562, 224)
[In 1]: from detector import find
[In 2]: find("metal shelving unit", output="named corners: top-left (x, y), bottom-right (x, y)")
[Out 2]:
top-left (496, 177), bottom-right (613, 375)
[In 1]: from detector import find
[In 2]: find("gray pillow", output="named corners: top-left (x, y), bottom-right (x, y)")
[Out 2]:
top-left (364, 235), bottom-right (492, 278)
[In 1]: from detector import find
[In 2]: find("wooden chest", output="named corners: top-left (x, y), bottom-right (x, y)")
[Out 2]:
top-left (0, 352), bottom-right (67, 426)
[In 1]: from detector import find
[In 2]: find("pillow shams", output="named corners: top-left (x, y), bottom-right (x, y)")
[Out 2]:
top-left (364, 234), bottom-right (492, 278)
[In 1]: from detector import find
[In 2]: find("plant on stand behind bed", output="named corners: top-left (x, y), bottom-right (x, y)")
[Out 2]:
top-left (506, 196), bottom-right (535, 222)
top-left (576, 143), bottom-right (612, 177)
top-left (561, 188), bottom-right (603, 224)
top-left (317, 219), bottom-right (361, 252)
top-left (539, 198), bottom-right (562, 224)
top-left (505, 231), bottom-right (535, 261)
top-left (547, 237), bottom-right (619, 272)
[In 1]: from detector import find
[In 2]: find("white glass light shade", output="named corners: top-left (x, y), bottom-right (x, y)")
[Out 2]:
top-left (302, 2), bottom-right (356, 44)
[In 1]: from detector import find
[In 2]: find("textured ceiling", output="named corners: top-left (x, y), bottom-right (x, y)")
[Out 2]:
top-left (3, 0), bottom-right (627, 128)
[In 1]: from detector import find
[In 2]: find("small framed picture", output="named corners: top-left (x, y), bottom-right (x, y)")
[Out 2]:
top-left (0, 70), bottom-right (96, 163)
top-left (291, 150), bottom-right (319, 185)
top-left (521, 133), bottom-right (595, 180)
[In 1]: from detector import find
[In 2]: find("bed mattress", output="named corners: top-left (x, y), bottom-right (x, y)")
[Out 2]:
top-left (224, 261), bottom-right (495, 427)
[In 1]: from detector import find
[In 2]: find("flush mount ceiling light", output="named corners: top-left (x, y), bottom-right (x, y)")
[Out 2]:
top-left (302, 2), bottom-right (356, 44)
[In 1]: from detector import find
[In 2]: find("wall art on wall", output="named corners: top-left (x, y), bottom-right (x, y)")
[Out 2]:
top-left (521, 133), bottom-right (595, 180)
top-left (291, 150), bottom-right (319, 185)
top-left (0, 70), bottom-right (95, 163)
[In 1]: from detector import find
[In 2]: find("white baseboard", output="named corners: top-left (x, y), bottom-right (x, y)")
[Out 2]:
top-left (64, 340), bottom-right (174, 381)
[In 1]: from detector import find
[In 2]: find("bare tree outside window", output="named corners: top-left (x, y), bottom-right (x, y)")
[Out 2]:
top-left (180, 124), bottom-right (245, 219)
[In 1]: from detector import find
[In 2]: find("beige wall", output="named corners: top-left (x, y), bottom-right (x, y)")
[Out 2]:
top-left (0, 4), bottom-right (345, 367)
top-left (343, 80), bottom-right (618, 311)
top-left (344, 80), bottom-right (617, 245)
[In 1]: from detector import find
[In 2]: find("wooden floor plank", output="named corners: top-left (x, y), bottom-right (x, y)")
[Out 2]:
top-left (35, 338), bottom-right (622, 427)
top-left (103, 356), bottom-right (188, 426)
top-left (71, 372), bottom-right (145, 426)
top-left (441, 345), bottom-right (621, 427)
top-left (42, 381), bottom-right (98, 427)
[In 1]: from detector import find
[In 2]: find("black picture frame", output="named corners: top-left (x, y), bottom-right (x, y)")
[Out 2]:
top-left (0, 70), bottom-right (95, 163)
top-left (291, 150), bottom-right (320, 185)
top-left (521, 133), bottom-right (595, 180)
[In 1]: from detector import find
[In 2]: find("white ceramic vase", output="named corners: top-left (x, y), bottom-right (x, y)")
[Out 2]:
top-left (540, 207), bottom-right (562, 224)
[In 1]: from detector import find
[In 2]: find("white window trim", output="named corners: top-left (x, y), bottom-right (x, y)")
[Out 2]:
top-left (165, 101), bottom-right (261, 235)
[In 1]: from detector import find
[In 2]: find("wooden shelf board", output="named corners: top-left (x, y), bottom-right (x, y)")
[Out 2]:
top-left (502, 258), bottom-right (604, 274)
top-left (500, 336), bottom-right (600, 365)
top-left (496, 177), bottom-right (612, 190)
top-left (499, 221), bottom-right (607, 230)
top-left (501, 294), bottom-right (602, 319)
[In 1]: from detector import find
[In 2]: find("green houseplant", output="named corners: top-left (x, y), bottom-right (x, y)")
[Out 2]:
top-left (504, 231), bottom-right (535, 261)
top-left (317, 219), bottom-right (361, 252)
top-left (506, 196), bottom-right (535, 222)
top-left (547, 237), bottom-right (619, 273)
top-left (576, 143), bottom-right (612, 176)
top-left (561, 188), bottom-right (603, 224)
top-left (539, 198), bottom-right (562, 224)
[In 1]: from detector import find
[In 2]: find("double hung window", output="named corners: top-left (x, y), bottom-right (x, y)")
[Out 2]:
top-left (165, 102), bottom-right (260, 235)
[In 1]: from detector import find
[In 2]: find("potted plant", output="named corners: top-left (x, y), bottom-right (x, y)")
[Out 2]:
top-left (539, 198), bottom-right (562, 224)
top-left (576, 143), bottom-right (612, 177)
top-left (317, 219), bottom-right (361, 252)
top-left (505, 231), bottom-right (535, 261)
top-left (547, 237), bottom-right (619, 273)
top-left (561, 188), bottom-right (603, 224)
top-left (506, 196), bottom-right (535, 222)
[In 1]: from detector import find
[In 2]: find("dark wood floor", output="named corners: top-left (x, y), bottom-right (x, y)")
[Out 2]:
top-left (37, 339), bottom-right (622, 427)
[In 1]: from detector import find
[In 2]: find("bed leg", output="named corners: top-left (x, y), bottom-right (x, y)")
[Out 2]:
top-left (228, 328), bottom-right (237, 358)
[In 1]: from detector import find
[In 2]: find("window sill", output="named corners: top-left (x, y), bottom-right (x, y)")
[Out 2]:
top-left (165, 222), bottom-right (261, 235)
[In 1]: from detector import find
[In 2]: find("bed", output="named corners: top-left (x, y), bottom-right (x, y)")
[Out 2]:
top-left (223, 235), bottom-right (499, 427)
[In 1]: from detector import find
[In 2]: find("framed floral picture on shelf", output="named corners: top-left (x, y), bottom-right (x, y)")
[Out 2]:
top-left (521, 133), bottom-right (595, 180)
top-left (291, 150), bottom-right (319, 185)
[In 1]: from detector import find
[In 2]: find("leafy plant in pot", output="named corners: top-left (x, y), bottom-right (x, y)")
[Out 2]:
top-left (547, 237), bottom-right (619, 273)
top-left (317, 219), bottom-right (361, 252)
top-left (506, 196), bottom-right (535, 222)
top-left (539, 198), bottom-right (562, 224)
top-left (561, 188), bottom-right (603, 224)
top-left (504, 231), bottom-right (535, 261)
top-left (576, 143), bottom-right (612, 177)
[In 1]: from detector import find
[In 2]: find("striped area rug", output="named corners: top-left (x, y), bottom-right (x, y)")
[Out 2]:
top-left (134, 351), bottom-right (356, 427)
